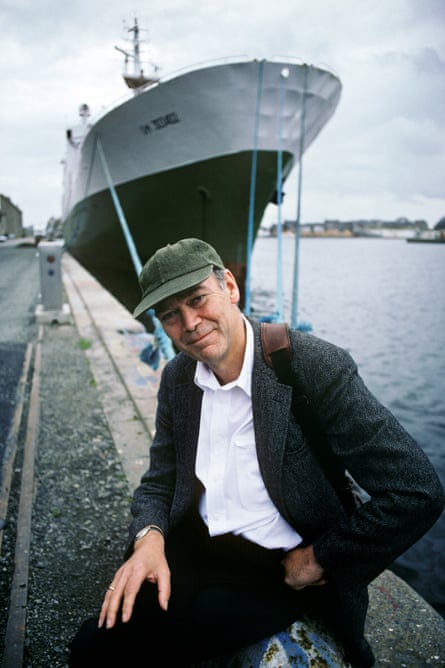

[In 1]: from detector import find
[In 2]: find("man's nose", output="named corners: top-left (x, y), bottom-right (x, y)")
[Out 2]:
top-left (181, 306), bottom-right (201, 331)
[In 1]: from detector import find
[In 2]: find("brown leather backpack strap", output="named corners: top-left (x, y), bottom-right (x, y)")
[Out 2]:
top-left (260, 321), bottom-right (363, 513)
top-left (260, 321), bottom-right (292, 368)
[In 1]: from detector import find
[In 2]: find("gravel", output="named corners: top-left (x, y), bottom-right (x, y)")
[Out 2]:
top-left (1, 322), bottom-right (132, 667)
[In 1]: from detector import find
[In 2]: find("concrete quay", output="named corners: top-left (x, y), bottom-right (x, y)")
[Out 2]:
top-left (29, 252), bottom-right (445, 666)
top-left (61, 253), bottom-right (164, 492)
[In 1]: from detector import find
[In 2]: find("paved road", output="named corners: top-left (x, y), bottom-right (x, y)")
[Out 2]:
top-left (0, 243), bottom-right (39, 471)
top-left (0, 244), bottom-right (39, 342)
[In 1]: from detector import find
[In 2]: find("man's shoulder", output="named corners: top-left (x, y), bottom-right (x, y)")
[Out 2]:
top-left (251, 321), bottom-right (356, 385)
top-left (286, 328), bottom-right (356, 375)
top-left (163, 351), bottom-right (196, 381)
top-left (250, 318), bottom-right (345, 360)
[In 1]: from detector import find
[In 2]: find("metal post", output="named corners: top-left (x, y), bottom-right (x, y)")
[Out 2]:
top-left (35, 240), bottom-right (72, 324)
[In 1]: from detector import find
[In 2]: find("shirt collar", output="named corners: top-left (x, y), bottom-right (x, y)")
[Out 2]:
top-left (194, 317), bottom-right (253, 396)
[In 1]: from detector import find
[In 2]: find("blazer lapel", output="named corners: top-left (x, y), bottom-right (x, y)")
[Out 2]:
top-left (251, 323), bottom-right (294, 516)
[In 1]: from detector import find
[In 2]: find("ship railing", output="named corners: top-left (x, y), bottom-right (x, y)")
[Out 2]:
top-left (271, 54), bottom-right (340, 79)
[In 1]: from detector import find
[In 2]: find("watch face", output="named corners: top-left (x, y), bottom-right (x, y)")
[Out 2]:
top-left (136, 528), bottom-right (149, 540)
top-left (135, 525), bottom-right (163, 541)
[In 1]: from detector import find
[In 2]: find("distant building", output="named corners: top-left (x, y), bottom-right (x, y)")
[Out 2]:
top-left (269, 217), bottom-right (429, 238)
top-left (0, 194), bottom-right (23, 237)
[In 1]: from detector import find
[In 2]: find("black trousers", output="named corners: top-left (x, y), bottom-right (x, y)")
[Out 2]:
top-left (68, 512), bottom-right (309, 666)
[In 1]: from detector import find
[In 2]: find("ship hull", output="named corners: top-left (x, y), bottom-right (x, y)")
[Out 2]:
top-left (63, 59), bottom-right (341, 313)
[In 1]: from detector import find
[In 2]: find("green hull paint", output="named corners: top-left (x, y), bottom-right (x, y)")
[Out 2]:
top-left (64, 150), bottom-right (293, 312)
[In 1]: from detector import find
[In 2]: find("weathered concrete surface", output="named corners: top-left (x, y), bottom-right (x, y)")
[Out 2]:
top-left (199, 569), bottom-right (445, 666)
top-left (60, 252), bottom-right (445, 667)
top-left (62, 253), bottom-right (163, 492)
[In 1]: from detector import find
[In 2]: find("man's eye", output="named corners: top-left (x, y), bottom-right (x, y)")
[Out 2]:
top-left (190, 294), bottom-right (205, 307)
top-left (160, 311), bottom-right (176, 323)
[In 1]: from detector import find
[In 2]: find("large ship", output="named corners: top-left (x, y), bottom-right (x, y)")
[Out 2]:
top-left (62, 19), bottom-right (342, 317)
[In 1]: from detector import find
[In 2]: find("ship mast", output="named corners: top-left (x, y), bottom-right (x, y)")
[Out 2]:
top-left (115, 18), bottom-right (160, 93)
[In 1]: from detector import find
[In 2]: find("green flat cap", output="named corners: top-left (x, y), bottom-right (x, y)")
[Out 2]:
top-left (133, 238), bottom-right (224, 318)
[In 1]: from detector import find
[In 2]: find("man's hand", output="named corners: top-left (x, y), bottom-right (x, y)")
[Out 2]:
top-left (281, 544), bottom-right (327, 590)
top-left (98, 531), bottom-right (171, 629)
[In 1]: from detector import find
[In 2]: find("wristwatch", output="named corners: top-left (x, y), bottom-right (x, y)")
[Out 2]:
top-left (135, 524), bottom-right (164, 542)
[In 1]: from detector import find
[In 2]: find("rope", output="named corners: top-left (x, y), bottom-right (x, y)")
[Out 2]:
top-left (96, 136), bottom-right (175, 362)
top-left (96, 137), bottom-right (142, 275)
top-left (245, 61), bottom-right (287, 324)
top-left (244, 60), bottom-right (264, 317)
top-left (274, 70), bottom-right (286, 323)
top-left (291, 66), bottom-right (312, 332)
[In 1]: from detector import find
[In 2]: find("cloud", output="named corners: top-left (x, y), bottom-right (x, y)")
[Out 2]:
top-left (1, 0), bottom-right (444, 227)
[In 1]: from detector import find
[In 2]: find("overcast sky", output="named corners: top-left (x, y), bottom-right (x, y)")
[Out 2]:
top-left (1, 0), bottom-right (444, 230)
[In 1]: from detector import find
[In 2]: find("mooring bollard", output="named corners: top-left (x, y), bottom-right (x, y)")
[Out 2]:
top-left (35, 240), bottom-right (71, 324)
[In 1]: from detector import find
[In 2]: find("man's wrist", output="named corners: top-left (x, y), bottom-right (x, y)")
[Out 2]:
top-left (134, 524), bottom-right (164, 543)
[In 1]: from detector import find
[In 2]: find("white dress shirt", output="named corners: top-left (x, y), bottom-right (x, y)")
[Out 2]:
top-left (194, 319), bottom-right (302, 550)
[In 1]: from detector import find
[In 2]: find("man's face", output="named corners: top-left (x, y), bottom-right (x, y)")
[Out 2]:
top-left (156, 270), bottom-right (244, 376)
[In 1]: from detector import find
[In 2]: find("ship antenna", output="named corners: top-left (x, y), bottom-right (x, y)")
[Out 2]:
top-left (115, 17), bottom-right (160, 93)
top-left (129, 17), bottom-right (142, 79)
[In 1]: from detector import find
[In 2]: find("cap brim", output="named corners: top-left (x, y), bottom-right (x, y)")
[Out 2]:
top-left (133, 264), bottom-right (214, 319)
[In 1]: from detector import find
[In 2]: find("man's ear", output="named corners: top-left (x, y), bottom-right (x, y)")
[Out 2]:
top-left (224, 270), bottom-right (240, 304)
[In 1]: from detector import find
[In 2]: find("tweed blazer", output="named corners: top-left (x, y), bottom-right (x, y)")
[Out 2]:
top-left (129, 319), bottom-right (444, 665)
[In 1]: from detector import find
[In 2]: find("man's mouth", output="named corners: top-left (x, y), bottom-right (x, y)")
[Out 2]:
top-left (186, 328), bottom-right (214, 346)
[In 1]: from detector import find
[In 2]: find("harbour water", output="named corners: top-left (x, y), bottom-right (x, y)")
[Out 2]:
top-left (250, 236), bottom-right (445, 616)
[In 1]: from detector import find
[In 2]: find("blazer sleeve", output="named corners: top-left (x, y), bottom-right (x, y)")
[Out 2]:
top-left (126, 358), bottom-right (178, 551)
top-left (290, 330), bottom-right (445, 585)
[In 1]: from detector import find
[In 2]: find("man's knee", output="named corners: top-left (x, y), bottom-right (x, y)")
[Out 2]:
top-left (68, 617), bottom-right (102, 667)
